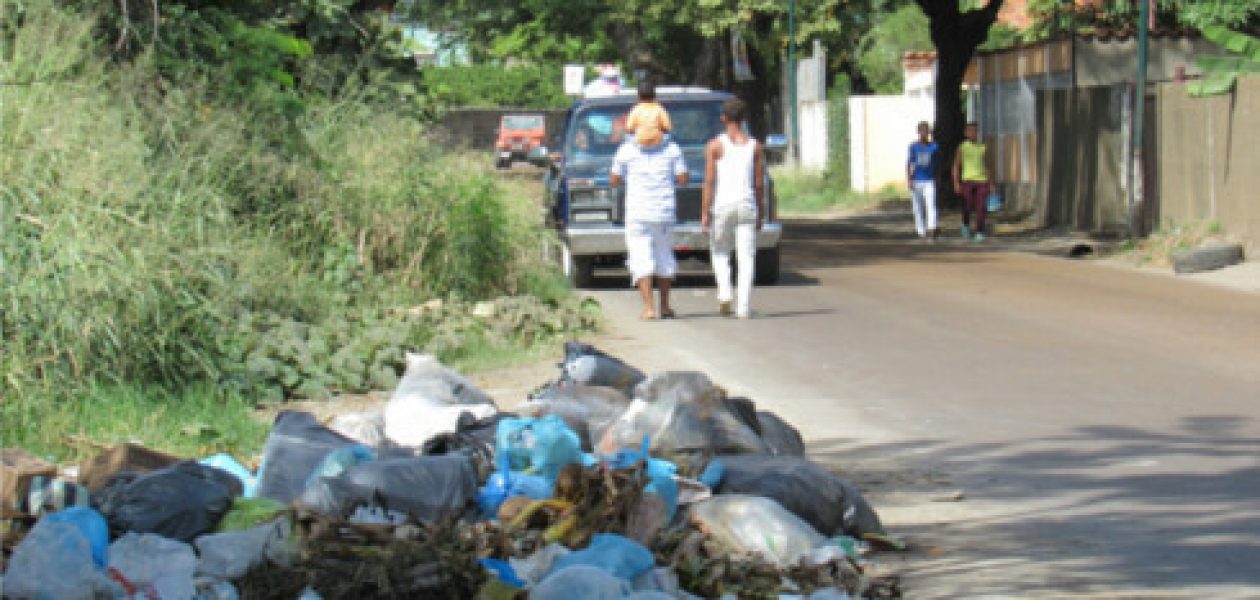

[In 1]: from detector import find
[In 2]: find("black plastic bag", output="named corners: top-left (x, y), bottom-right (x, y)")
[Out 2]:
top-left (421, 411), bottom-right (509, 479)
top-left (255, 411), bottom-right (357, 503)
top-left (560, 342), bottom-right (645, 397)
top-left (711, 454), bottom-right (885, 537)
top-left (755, 411), bottom-right (806, 457)
top-left (298, 455), bottom-right (478, 523)
top-left (94, 461), bottom-right (240, 542)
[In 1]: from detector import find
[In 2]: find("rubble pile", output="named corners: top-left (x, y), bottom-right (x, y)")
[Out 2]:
top-left (0, 342), bottom-right (903, 599)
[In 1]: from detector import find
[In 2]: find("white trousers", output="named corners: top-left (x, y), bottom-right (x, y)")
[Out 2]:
top-left (910, 180), bottom-right (938, 236)
top-left (710, 206), bottom-right (756, 315)
top-left (625, 221), bottom-right (676, 284)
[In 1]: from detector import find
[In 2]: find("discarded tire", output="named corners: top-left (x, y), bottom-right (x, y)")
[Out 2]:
top-left (1172, 242), bottom-right (1244, 274)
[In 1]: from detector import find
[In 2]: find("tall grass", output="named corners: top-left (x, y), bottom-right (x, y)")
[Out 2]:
top-left (772, 167), bottom-right (903, 215)
top-left (1, 5), bottom-right (582, 458)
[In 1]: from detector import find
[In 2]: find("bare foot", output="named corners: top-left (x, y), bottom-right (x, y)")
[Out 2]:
top-left (640, 308), bottom-right (658, 320)
top-left (660, 308), bottom-right (677, 319)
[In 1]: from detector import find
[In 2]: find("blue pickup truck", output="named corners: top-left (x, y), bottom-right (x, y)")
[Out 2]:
top-left (544, 87), bottom-right (783, 287)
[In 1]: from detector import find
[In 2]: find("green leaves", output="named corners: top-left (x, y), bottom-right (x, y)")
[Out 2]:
top-left (1190, 26), bottom-right (1260, 97)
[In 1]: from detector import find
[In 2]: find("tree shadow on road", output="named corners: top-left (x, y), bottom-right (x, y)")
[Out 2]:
top-left (802, 416), bottom-right (1260, 595)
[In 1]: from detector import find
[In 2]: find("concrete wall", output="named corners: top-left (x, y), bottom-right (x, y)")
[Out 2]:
top-left (1076, 37), bottom-right (1227, 87)
top-left (849, 95), bottom-right (934, 193)
top-left (1155, 76), bottom-right (1260, 248)
top-left (436, 108), bottom-right (570, 151)
top-left (798, 100), bottom-right (829, 170)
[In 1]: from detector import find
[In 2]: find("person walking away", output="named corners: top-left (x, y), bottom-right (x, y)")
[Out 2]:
top-left (625, 80), bottom-right (672, 148)
top-left (907, 121), bottom-right (940, 240)
top-left (952, 122), bottom-right (995, 241)
top-left (701, 97), bottom-right (765, 319)
top-left (610, 129), bottom-right (689, 320)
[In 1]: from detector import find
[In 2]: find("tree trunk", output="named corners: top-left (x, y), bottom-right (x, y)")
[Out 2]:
top-left (914, 0), bottom-right (1004, 205)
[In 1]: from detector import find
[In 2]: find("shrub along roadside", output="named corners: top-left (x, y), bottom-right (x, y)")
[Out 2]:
top-left (0, 5), bottom-right (595, 460)
top-left (772, 167), bottom-right (903, 215)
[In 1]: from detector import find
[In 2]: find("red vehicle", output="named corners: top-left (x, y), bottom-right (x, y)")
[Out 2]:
top-left (495, 114), bottom-right (547, 169)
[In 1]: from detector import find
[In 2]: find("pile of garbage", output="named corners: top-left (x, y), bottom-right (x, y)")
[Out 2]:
top-left (0, 343), bottom-right (903, 599)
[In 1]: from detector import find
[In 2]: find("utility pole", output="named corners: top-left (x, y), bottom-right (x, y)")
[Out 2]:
top-left (1128, 0), bottom-right (1150, 238)
top-left (788, 0), bottom-right (799, 163)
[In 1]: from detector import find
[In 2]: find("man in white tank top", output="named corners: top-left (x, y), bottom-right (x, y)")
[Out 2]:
top-left (701, 97), bottom-right (765, 319)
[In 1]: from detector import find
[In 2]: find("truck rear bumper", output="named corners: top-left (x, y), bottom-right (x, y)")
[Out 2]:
top-left (566, 222), bottom-right (782, 256)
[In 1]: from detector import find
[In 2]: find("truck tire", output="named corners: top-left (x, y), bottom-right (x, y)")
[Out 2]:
top-left (1172, 243), bottom-right (1244, 274)
top-left (562, 246), bottom-right (596, 288)
top-left (754, 247), bottom-right (780, 285)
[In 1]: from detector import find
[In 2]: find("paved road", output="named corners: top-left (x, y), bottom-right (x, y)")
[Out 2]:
top-left (583, 211), bottom-right (1260, 598)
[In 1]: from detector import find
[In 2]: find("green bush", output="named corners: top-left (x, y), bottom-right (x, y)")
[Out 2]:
top-left (0, 5), bottom-right (593, 456)
top-left (419, 62), bottom-right (570, 108)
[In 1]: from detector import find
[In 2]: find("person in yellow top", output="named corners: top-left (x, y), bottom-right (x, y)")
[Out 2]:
top-left (952, 122), bottom-right (995, 241)
top-left (625, 80), bottom-right (672, 148)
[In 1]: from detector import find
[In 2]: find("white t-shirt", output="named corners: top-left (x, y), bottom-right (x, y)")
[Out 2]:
top-left (611, 140), bottom-right (687, 223)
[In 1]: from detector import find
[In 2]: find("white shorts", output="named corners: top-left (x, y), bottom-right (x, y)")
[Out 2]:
top-left (625, 221), bottom-right (676, 284)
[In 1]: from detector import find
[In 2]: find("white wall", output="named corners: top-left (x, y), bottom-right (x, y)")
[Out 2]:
top-left (798, 100), bottom-right (829, 170)
top-left (849, 95), bottom-right (935, 193)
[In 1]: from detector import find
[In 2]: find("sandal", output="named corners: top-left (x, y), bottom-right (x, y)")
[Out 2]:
top-left (660, 309), bottom-right (677, 319)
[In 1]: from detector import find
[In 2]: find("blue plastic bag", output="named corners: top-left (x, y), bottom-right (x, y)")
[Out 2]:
top-left (476, 469), bottom-right (553, 516)
top-left (45, 507), bottom-right (109, 568)
top-left (986, 192), bottom-right (1003, 213)
top-left (479, 557), bottom-right (527, 588)
top-left (495, 415), bottom-right (584, 486)
top-left (200, 453), bottom-right (258, 498)
top-left (549, 534), bottom-right (655, 582)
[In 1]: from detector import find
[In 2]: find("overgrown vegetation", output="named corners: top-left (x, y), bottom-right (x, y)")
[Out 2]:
top-left (419, 62), bottom-right (571, 108)
top-left (0, 4), bottom-right (594, 459)
top-left (1116, 220), bottom-right (1230, 267)
top-left (772, 168), bottom-right (902, 216)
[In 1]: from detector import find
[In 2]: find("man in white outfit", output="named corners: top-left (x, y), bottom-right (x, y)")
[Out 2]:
top-left (906, 121), bottom-right (940, 240)
top-left (701, 97), bottom-right (765, 319)
top-left (611, 129), bottom-right (688, 320)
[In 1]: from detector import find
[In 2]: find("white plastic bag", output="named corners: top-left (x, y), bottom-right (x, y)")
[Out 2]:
top-left (385, 353), bottom-right (497, 447)
top-left (108, 533), bottom-right (199, 600)
top-left (689, 495), bottom-right (824, 567)
top-left (328, 411), bottom-right (386, 447)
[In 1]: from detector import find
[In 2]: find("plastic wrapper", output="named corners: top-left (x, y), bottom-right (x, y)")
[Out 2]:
top-left (531, 565), bottom-right (632, 600)
top-left (756, 411), bottom-right (806, 456)
top-left (688, 495), bottom-right (824, 567)
top-left (521, 383), bottom-right (631, 451)
top-left (108, 532), bottom-right (199, 600)
top-left (94, 461), bottom-right (240, 542)
top-left (297, 455), bottom-right (477, 523)
top-left (254, 411), bottom-right (357, 504)
top-left (560, 342), bottom-right (645, 397)
top-left (3, 517), bottom-right (110, 600)
top-left (710, 455), bottom-right (885, 537)
top-left (598, 372), bottom-right (768, 464)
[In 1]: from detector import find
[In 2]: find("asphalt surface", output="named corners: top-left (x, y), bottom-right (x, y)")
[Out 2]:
top-left (583, 210), bottom-right (1260, 598)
